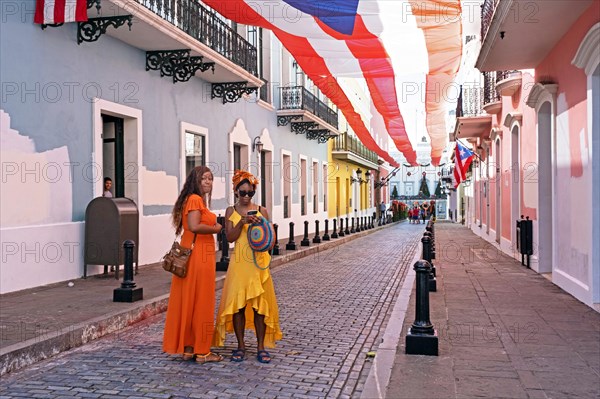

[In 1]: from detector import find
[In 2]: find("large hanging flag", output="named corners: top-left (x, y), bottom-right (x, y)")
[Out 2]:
top-left (202, 0), bottom-right (461, 166)
top-left (34, 0), bottom-right (88, 25)
top-left (453, 140), bottom-right (474, 188)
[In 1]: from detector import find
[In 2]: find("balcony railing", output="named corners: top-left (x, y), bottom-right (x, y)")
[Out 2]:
top-left (279, 86), bottom-right (338, 128)
top-left (137, 0), bottom-right (257, 76)
top-left (456, 86), bottom-right (484, 117)
top-left (332, 133), bottom-right (378, 165)
top-left (496, 70), bottom-right (519, 83)
top-left (480, 0), bottom-right (500, 43)
top-left (483, 71), bottom-right (500, 105)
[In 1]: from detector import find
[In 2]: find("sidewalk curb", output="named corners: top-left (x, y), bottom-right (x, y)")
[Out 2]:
top-left (0, 221), bottom-right (402, 376)
top-left (360, 241), bottom-right (421, 399)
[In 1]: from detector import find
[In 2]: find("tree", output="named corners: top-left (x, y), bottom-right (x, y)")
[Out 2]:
top-left (419, 177), bottom-right (430, 198)
top-left (392, 186), bottom-right (399, 199)
top-left (434, 180), bottom-right (442, 197)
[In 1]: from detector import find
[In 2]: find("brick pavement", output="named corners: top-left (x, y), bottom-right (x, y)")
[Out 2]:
top-left (0, 221), bottom-right (423, 398)
top-left (385, 222), bottom-right (600, 399)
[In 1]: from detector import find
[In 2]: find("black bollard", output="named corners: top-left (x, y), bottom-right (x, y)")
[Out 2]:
top-left (422, 235), bottom-right (437, 292)
top-left (216, 221), bottom-right (230, 271)
top-left (369, 216), bottom-right (373, 229)
top-left (405, 259), bottom-right (438, 356)
top-left (345, 217), bottom-right (350, 235)
top-left (338, 218), bottom-right (345, 237)
top-left (350, 217), bottom-right (355, 233)
top-left (217, 214), bottom-right (223, 251)
top-left (286, 222), bottom-right (297, 250)
top-left (425, 227), bottom-right (436, 261)
top-left (322, 219), bottom-right (330, 241)
top-left (331, 218), bottom-right (339, 239)
top-left (313, 220), bottom-right (322, 243)
top-left (424, 231), bottom-right (436, 276)
top-left (113, 240), bottom-right (143, 302)
top-left (301, 221), bottom-right (311, 246)
top-left (272, 223), bottom-right (281, 255)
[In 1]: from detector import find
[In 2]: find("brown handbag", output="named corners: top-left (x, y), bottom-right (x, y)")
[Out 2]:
top-left (161, 234), bottom-right (196, 278)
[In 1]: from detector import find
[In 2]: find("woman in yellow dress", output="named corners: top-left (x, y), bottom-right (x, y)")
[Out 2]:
top-left (213, 170), bottom-right (282, 363)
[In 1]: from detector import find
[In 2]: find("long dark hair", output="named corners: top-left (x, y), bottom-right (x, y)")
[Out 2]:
top-left (171, 166), bottom-right (213, 235)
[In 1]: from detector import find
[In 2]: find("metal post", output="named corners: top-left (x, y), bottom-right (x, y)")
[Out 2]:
top-left (338, 218), bottom-right (345, 237)
top-left (322, 219), bottom-right (330, 241)
top-left (405, 259), bottom-right (438, 356)
top-left (345, 217), bottom-right (350, 235)
top-left (422, 235), bottom-right (437, 291)
top-left (286, 222), bottom-right (297, 250)
top-left (216, 221), bottom-right (230, 271)
top-left (331, 218), bottom-right (338, 239)
top-left (113, 240), bottom-right (143, 302)
top-left (272, 223), bottom-right (281, 255)
top-left (313, 220), bottom-right (322, 243)
top-left (350, 217), bottom-right (355, 233)
top-left (301, 220), bottom-right (311, 246)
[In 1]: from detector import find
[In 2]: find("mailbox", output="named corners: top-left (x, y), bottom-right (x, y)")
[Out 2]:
top-left (84, 197), bottom-right (139, 279)
top-left (517, 216), bottom-right (533, 268)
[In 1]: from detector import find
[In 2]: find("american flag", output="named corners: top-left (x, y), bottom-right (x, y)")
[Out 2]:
top-left (453, 141), bottom-right (474, 188)
top-left (34, 0), bottom-right (88, 25)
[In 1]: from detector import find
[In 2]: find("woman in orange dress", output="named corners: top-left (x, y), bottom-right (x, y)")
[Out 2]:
top-left (163, 166), bottom-right (223, 363)
top-left (213, 170), bottom-right (282, 363)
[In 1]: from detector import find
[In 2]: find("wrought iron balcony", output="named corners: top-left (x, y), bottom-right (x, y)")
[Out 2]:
top-left (480, 0), bottom-right (499, 44)
top-left (136, 0), bottom-right (257, 76)
top-left (482, 71), bottom-right (502, 114)
top-left (332, 133), bottom-right (378, 166)
top-left (456, 86), bottom-right (484, 118)
top-left (279, 86), bottom-right (338, 129)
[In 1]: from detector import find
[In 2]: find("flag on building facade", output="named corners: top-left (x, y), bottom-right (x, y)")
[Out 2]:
top-left (34, 0), bottom-right (88, 25)
top-left (453, 141), bottom-right (474, 188)
top-left (202, 0), bottom-right (462, 166)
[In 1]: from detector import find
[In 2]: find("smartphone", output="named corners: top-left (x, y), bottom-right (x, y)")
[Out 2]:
top-left (247, 210), bottom-right (258, 216)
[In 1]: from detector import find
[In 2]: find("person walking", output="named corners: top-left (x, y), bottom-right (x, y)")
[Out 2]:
top-left (213, 170), bottom-right (282, 363)
top-left (379, 201), bottom-right (386, 224)
top-left (163, 166), bottom-right (223, 363)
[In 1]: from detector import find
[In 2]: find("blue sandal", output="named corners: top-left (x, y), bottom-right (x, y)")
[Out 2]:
top-left (257, 350), bottom-right (271, 364)
top-left (231, 349), bottom-right (246, 362)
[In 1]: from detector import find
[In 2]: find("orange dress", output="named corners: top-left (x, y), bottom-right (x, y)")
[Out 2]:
top-left (163, 194), bottom-right (217, 355)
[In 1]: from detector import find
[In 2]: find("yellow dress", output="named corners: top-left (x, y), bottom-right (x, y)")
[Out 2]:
top-left (213, 209), bottom-right (283, 348)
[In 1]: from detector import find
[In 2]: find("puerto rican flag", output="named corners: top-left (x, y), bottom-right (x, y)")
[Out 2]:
top-left (203, 0), bottom-right (462, 167)
top-left (453, 141), bottom-right (474, 188)
top-left (34, 0), bottom-right (88, 25)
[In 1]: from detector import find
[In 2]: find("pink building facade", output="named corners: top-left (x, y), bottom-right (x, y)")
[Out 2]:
top-left (456, 1), bottom-right (599, 309)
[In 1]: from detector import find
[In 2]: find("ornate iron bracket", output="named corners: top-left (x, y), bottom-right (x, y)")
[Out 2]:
top-left (41, 23), bottom-right (64, 30)
top-left (290, 122), bottom-right (319, 135)
top-left (87, 0), bottom-right (102, 14)
top-left (211, 82), bottom-right (258, 104)
top-left (277, 115), bottom-right (302, 126)
top-left (306, 129), bottom-right (335, 143)
top-left (146, 50), bottom-right (215, 83)
top-left (78, 15), bottom-right (132, 44)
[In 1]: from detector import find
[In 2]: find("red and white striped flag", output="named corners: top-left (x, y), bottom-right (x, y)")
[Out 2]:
top-left (34, 0), bottom-right (88, 25)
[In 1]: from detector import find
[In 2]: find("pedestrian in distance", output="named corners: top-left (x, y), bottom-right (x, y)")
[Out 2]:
top-left (163, 166), bottom-right (224, 363)
top-left (213, 170), bottom-right (282, 363)
top-left (379, 201), bottom-right (386, 224)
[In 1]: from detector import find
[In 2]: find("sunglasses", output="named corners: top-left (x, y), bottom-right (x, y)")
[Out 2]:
top-left (238, 190), bottom-right (255, 198)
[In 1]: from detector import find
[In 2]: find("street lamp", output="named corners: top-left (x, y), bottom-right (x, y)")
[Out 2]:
top-left (351, 168), bottom-right (363, 184)
top-left (252, 136), bottom-right (263, 153)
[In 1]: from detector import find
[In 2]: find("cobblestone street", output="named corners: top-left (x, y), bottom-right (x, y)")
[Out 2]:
top-left (0, 222), bottom-right (422, 399)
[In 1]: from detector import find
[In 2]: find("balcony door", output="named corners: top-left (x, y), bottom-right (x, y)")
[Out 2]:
top-left (102, 115), bottom-right (124, 198)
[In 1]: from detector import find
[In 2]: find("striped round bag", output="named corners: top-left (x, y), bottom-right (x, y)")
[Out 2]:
top-left (247, 216), bottom-right (275, 252)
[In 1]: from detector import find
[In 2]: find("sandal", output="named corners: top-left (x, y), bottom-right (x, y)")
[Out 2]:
top-left (182, 346), bottom-right (194, 361)
top-left (256, 350), bottom-right (271, 364)
top-left (195, 352), bottom-right (223, 364)
top-left (231, 349), bottom-right (246, 362)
